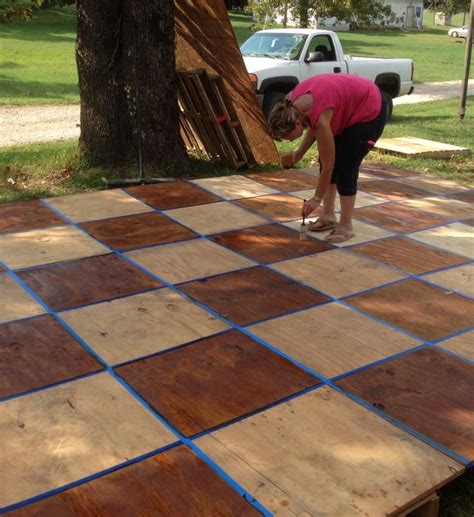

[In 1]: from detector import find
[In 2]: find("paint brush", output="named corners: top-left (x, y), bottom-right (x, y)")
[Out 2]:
top-left (300, 200), bottom-right (307, 241)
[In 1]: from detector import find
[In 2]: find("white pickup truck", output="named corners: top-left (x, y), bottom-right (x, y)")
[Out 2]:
top-left (241, 28), bottom-right (414, 118)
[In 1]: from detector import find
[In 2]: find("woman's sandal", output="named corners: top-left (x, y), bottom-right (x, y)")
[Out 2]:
top-left (325, 228), bottom-right (355, 243)
top-left (307, 218), bottom-right (337, 232)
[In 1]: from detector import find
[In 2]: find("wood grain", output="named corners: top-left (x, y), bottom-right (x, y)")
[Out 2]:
top-left (0, 315), bottom-right (102, 399)
top-left (17, 254), bottom-right (161, 311)
top-left (346, 279), bottom-right (474, 340)
top-left (9, 445), bottom-right (260, 516)
top-left (126, 181), bottom-right (220, 209)
top-left (236, 194), bottom-right (305, 222)
top-left (212, 223), bottom-right (333, 263)
top-left (0, 273), bottom-right (45, 324)
top-left (358, 179), bottom-right (431, 201)
top-left (179, 266), bottom-right (329, 325)
top-left (0, 200), bottom-right (63, 234)
top-left (438, 331), bottom-right (474, 361)
top-left (359, 163), bottom-right (417, 178)
top-left (449, 190), bottom-right (474, 204)
top-left (116, 330), bottom-right (320, 436)
top-left (350, 237), bottom-right (469, 274)
top-left (246, 170), bottom-right (316, 192)
top-left (81, 212), bottom-right (197, 251)
top-left (354, 203), bottom-right (449, 233)
top-left (337, 347), bottom-right (474, 460)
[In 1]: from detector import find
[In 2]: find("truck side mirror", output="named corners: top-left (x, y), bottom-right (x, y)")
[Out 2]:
top-left (305, 51), bottom-right (325, 63)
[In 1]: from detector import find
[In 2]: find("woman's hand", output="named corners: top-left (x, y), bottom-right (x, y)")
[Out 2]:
top-left (302, 196), bottom-right (321, 217)
top-left (281, 152), bottom-right (294, 169)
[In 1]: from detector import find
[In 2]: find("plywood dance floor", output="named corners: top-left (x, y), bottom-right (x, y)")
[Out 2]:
top-left (0, 164), bottom-right (473, 515)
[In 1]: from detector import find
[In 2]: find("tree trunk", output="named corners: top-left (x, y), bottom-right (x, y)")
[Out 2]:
top-left (299, 0), bottom-right (309, 27)
top-left (76, 0), bottom-right (185, 171)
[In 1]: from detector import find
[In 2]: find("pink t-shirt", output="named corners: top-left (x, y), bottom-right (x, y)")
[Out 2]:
top-left (290, 74), bottom-right (382, 136)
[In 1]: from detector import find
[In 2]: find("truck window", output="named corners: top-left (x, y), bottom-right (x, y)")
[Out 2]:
top-left (241, 33), bottom-right (308, 60)
top-left (305, 35), bottom-right (336, 62)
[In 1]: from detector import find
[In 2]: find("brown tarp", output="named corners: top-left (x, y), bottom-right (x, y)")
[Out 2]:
top-left (175, 0), bottom-right (280, 165)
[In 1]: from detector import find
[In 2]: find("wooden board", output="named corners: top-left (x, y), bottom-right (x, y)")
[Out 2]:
top-left (0, 315), bottom-right (102, 399)
top-left (351, 237), bottom-right (470, 275)
top-left (116, 330), bottom-right (319, 436)
top-left (174, 0), bottom-right (279, 166)
top-left (236, 194), bottom-right (305, 222)
top-left (438, 331), bottom-right (474, 361)
top-left (179, 266), bottom-right (329, 326)
top-left (0, 200), bottom-right (64, 234)
top-left (358, 179), bottom-right (430, 201)
top-left (246, 169), bottom-right (317, 192)
top-left (0, 373), bottom-right (175, 508)
top-left (0, 273), bottom-right (45, 324)
top-left (250, 303), bottom-right (419, 378)
top-left (80, 212), bottom-right (197, 251)
top-left (9, 445), bottom-right (261, 516)
top-left (271, 248), bottom-right (406, 298)
top-left (126, 181), bottom-right (221, 209)
top-left (126, 238), bottom-right (254, 285)
top-left (337, 347), bottom-right (474, 460)
top-left (60, 289), bottom-right (229, 365)
top-left (192, 175), bottom-right (278, 200)
top-left (346, 279), bottom-right (474, 341)
top-left (17, 254), bottom-right (162, 311)
top-left (423, 263), bottom-right (474, 297)
top-left (359, 162), bottom-right (417, 178)
top-left (375, 137), bottom-right (470, 158)
top-left (211, 223), bottom-right (333, 264)
top-left (409, 222), bottom-right (474, 259)
top-left (402, 196), bottom-right (474, 220)
top-left (196, 387), bottom-right (464, 516)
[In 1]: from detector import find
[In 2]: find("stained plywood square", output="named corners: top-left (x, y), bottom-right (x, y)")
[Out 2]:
top-left (126, 181), bottom-right (220, 209)
top-left (449, 190), bottom-right (474, 204)
top-left (354, 203), bottom-right (449, 233)
top-left (346, 279), bottom-right (474, 340)
top-left (61, 289), bottom-right (229, 364)
top-left (271, 249), bottom-right (406, 298)
top-left (359, 163), bottom-right (416, 178)
top-left (17, 254), bottom-right (162, 311)
top-left (9, 445), bottom-right (260, 516)
top-left (126, 239), bottom-right (254, 284)
top-left (0, 315), bottom-right (102, 399)
top-left (351, 237), bottom-right (470, 274)
top-left (396, 176), bottom-right (470, 195)
top-left (410, 223), bottom-right (474, 259)
top-left (338, 347), bottom-right (474, 460)
top-left (0, 373), bottom-right (176, 508)
top-left (423, 263), bottom-right (474, 297)
top-left (402, 196), bottom-right (473, 220)
top-left (211, 223), bottom-right (333, 264)
top-left (0, 226), bottom-right (109, 270)
top-left (438, 331), bottom-right (474, 361)
top-left (192, 175), bottom-right (278, 199)
top-left (246, 169), bottom-right (317, 192)
top-left (197, 387), bottom-right (463, 516)
top-left (358, 179), bottom-right (430, 201)
top-left (81, 213), bottom-right (197, 251)
top-left (179, 267), bottom-right (329, 326)
top-left (164, 201), bottom-right (267, 235)
top-left (116, 330), bottom-right (319, 436)
top-left (250, 303), bottom-right (419, 378)
top-left (0, 200), bottom-right (64, 234)
top-left (46, 190), bottom-right (153, 223)
top-left (236, 194), bottom-right (303, 222)
top-left (0, 274), bottom-right (45, 324)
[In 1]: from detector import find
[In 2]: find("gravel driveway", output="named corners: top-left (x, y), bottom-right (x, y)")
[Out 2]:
top-left (1, 80), bottom-right (473, 148)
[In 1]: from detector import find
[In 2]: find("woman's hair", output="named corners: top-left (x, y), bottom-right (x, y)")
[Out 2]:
top-left (268, 98), bottom-right (299, 141)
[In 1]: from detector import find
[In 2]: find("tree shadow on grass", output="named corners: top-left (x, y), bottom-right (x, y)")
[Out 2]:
top-left (0, 76), bottom-right (79, 103)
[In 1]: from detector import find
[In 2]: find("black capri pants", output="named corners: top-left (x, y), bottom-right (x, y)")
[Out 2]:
top-left (330, 92), bottom-right (388, 196)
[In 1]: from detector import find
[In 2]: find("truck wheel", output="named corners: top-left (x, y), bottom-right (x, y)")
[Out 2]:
top-left (452, 31), bottom-right (458, 38)
top-left (263, 92), bottom-right (286, 119)
top-left (385, 95), bottom-right (393, 121)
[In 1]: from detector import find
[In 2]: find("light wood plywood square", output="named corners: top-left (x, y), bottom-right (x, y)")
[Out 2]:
top-left (0, 274), bottom-right (45, 324)
top-left (423, 263), bottom-right (474, 297)
top-left (271, 249), bottom-right (406, 298)
top-left (249, 303), bottom-right (419, 378)
top-left (396, 176), bottom-right (470, 195)
top-left (0, 226), bottom-right (109, 270)
top-left (61, 289), bottom-right (229, 364)
top-left (0, 373), bottom-right (175, 508)
top-left (46, 190), bottom-right (153, 223)
top-left (439, 331), bottom-right (474, 361)
top-left (291, 189), bottom-right (387, 209)
top-left (410, 223), bottom-right (474, 259)
top-left (197, 387), bottom-right (463, 517)
top-left (164, 202), bottom-right (267, 235)
top-left (402, 197), bottom-right (473, 220)
top-left (126, 239), bottom-right (254, 284)
top-left (192, 175), bottom-right (278, 199)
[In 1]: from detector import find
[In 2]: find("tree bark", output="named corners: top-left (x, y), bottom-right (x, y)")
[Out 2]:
top-left (76, 0), bottom-right (185, 171)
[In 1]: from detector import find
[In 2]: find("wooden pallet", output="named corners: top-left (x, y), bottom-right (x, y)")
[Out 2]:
top-left (177, 69), bottom-right (256, 169)
top-left (375, 136), bottom-right (470, 159)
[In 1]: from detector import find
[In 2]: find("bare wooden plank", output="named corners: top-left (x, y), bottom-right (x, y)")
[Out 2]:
top-left (375, 137), bottom-right (470, 158)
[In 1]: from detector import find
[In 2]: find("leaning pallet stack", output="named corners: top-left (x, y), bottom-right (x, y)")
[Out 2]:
top-left (177, 69), bottom-right (256, 169)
